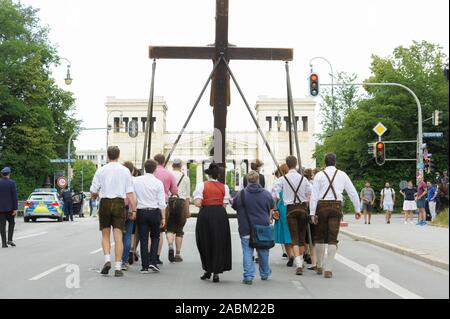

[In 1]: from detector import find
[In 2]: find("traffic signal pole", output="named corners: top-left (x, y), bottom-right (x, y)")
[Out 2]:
top-left (321, 82), bottom-right (424, 176)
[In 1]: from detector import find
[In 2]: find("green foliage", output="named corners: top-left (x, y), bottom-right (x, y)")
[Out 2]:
top-left (71, 160), bottom-right (97, 192)
top-left (226, 170), bottom-right (235, 194)
top-left (431, 208), bottom-right (448, 228)
top-left (0, 0), bottom-right (79, 198)
top-left (188, 163), bottom-right (197, 196)
top-left (315, 41), bottom-right (449, 201)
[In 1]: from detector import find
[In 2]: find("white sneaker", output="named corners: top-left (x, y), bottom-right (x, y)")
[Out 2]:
top-left (404, 221), bottom-right (408, 224)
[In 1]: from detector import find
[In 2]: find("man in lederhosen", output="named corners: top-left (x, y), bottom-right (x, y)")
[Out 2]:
top-left (273, 156), bottom-right (311, 276)
top-left (310, 153), bottom-right (360, 279)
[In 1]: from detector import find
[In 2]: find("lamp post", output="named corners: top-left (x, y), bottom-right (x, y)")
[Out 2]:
top-left (106, 111), bottom-right (124, 149)
top-left (309, 57), bottom-right (335, 131)
top-left (59, 57), bottom-right (73, 85)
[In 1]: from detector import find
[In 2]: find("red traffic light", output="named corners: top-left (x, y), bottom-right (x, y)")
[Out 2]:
top-left (310, 74), bottom-right (318, 81)
top-left (376, 142), bottom-right (384, 149)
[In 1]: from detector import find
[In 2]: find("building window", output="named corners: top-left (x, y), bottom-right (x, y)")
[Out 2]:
top-left (141, 117), bottom-right (147, 133)
top-left (302, 116), bottom-right (308, 132)
top-left (114, 117), bottom-right (120, 133)
top-left (275, 116), bottom-right (282, 132)
top-left (265, 117), bottom-right (272, 131)
top-left (122, 117), bottom-right (129, 132)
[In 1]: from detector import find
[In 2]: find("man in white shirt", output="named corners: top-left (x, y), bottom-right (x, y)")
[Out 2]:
top-left (310, 153), bottom-right (361, 279)
top-left (166, 159), bottom-right (191, 263)
top-left (134, 159), bottom-right (167, 273)
top-left (380, 182), bottom-right (395, 224)
top-left (90, 146), bottom-right (137, 277)
top-left (273, 156), bottom-right (311, 276)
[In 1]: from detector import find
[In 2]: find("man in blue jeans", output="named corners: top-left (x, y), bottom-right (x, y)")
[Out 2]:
top-left (232, 171), bottom-right (274, 285)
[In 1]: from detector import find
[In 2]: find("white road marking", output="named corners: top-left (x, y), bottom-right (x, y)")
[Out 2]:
top-left (90, 243), bottom-right (114, 255)
top-left (15, 232), bottom-right (48, 240)
top-left (29, 264), bottom-right (69, 281)
top-left (336, 253), bottom-right (424, 299)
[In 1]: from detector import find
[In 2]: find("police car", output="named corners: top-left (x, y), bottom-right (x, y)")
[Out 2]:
top-left (23, 188), bottom-right (65, 222)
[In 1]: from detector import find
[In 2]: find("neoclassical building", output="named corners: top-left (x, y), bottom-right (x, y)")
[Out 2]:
top-left (105, 96), bottom-right (317, 189)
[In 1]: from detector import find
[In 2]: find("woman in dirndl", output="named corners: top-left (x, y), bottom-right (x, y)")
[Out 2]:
top-left (194, 163), bottom-right (232, 283)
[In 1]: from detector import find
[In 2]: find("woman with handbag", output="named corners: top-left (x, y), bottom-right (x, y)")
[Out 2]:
top-left (232, 170), bottom-right (275, 285)
top-left (193, 163), bottom-right (232, 283)
top-left (272, 164), bottom-right (294, 266)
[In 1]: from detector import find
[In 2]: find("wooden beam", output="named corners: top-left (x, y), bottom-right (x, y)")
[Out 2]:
top-left (228, 47), bottom-right (293, 61)
top-left (149, 46), bottom-right (215, 60)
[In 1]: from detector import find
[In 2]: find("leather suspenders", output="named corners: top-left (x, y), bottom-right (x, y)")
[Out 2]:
top-left (322, 170), bottom-right (339, 200)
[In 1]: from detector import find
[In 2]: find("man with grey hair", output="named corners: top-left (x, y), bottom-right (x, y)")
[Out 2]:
top-left (232, 170), bottom-right (274, 285)
top-left (310, 153), bottom-right (360, 279)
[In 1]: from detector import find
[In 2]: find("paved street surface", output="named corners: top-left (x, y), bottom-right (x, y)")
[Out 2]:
top-left (0, 216), bottom-right (448, 299)
top-left (343, 214), bottom-right (449, 264)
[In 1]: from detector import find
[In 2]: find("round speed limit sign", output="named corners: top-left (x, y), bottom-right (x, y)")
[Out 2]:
top-left (57, 177), bottom-right (68, 188)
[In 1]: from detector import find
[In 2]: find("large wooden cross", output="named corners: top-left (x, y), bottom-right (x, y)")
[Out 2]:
top-left (150, 0), bottom-right (293, 173)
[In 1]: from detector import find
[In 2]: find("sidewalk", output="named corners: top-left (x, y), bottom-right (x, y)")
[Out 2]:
top-left (341, 214), bottom-right (449, 270)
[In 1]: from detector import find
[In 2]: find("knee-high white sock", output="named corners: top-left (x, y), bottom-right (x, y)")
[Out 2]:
top-left (294, 255), bottom-right (304, 268)
top-left (325, 245), bottom-right (337, 272)
top-left (316, 244), bottom-right (325, 268)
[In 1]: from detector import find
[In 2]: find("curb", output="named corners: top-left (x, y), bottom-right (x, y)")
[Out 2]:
top-left (340, 229), bottom-right (449, 271)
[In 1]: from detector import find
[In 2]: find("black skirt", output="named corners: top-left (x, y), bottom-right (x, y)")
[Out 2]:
top-left (195, 205), bottom-right (232, 274)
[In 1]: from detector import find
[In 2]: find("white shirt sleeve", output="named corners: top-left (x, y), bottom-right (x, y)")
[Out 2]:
top-left (158, 181), bottom-right (167, 210)
top-left (271, 178), bottom-right (281, 199)
top-left (90, 170), bottom-right (101, 193)
top-left (125, 172), bottom-right (134, 194)
top-left (309, 173), bottom-right (322, 215)
top-left (193, 182), bottom-right (204, 200)
top-left (344, 172), bottom-right (361, 213)
top-left (224, 185), bottom-right (231, 204)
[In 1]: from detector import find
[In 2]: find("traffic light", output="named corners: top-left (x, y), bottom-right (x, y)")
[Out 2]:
top-left (432, 110), bottom-right (443, 126)
top-left (309, 73), bottom-right (319, 96)
top-left (375, 141), bottom-right (385, 166)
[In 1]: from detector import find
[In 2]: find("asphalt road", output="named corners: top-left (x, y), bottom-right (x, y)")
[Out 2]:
top-left (0, 216), bottom-right (448, 299)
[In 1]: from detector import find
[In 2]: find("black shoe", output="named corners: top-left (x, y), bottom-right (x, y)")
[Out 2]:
top-left (282, 253), bottom-right (288, 259)
top-left (156, 258), bottom-right (163, 265)
top-left (7, 241), bottom-right (15, 247)
top-left (168, 248), bottom-right (175, 263)
top-left (255, 257), bottom-right (259, 264)
top-left (213, 274), bottom-right (220, 283)
top-left (140, 268), bottom-right (149, 274)
top-left (287, 257), bottom-right (294, 267)
top-left (100, 262), bottom-right (111, 275)
top-left (149, 264), bottom-right (160, 273)
top-left (201, 272), bottom-right (212, 280)
top-left (114, 270), bottom-right (124, 277)
top-left (128, 252), bottom-right (134, 265)
top-left (134, 253), bottom-right (139, 262)
top-left (2, 244), bottom-right (7, 248)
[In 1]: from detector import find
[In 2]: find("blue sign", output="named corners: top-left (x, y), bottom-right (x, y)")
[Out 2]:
top-left (423, 132), bottom-right (444, 138)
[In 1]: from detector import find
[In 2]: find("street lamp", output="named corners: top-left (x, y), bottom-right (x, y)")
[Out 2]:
top-left (60, 57), bottom-right (73, 85)
top-left (309, 56), bottom-right (335, 131)
top-left (106, 111), bottom-right (124, 149)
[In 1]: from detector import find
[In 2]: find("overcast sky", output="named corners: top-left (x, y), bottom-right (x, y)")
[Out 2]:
top-left (21, 0), bottom-right (449, 150)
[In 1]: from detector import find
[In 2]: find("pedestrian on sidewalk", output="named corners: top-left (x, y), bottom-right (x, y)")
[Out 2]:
top-left (310, 153), bottom-right (361, 279)
top-left (121, 162), bottom-right (137, 271)
top-left (90, 146), bottom-right (137, 277)
top-left (272, 156), bottom-right (311, 276)
top-left (0, 167), bottom-right (18, 248)
top-left (304, 168), bottom-right (318, 271)
top-left (232, 170), bottom-right (274, 285)
top-left (427, 181), bottom-right (438, 221)
top-left (400, 181), bottom-right (417, 224)
top-left (271, 164), bottom-right (293, 266)
top-left (416, 176), bottom-right (428, 226)
top-left (242, 159), bottom-right (266, 189)
top-left (360, 182), bottom-right (375, 224)
top-left (380, 182), bottom-right (395, 224)
top-left (194, 162), bottom-right (232, 283)
top-left (62, 186), bottom-right (74, 222)
top-left (166, 159), bottom-right (191, 263)
top-left (134, 159), bottom-right (167, 274)
top-left (153, 154), bottom-right (178, 265)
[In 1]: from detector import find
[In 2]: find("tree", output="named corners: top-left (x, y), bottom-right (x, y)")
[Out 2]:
top-left (0, 0), bottom-right (79, 198)
top-left (315, 41), bottom-right (448, 212)
top-left (319, 71), bottom-right (361, 137)
top-left (71, 160), bottom-right (97, 192)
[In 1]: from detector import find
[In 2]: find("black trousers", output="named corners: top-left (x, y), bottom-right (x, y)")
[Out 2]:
top-left (136, 209), bottom-right (161, 269)
top-left (64, 201), bottom-right (74, 221)
top-left (0, 212), bottom-right (15, 244)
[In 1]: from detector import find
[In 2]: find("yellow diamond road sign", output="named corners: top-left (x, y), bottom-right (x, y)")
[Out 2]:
top-left (373, 122), bottom-right (387, 137)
